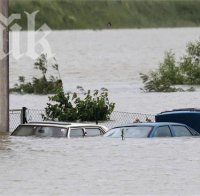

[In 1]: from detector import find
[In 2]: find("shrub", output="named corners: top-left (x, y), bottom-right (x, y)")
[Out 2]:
top-left (42, 87), bottom-right (115, 122)
top-left (140, 39), bottom-right (200, 92)
top-left (140, 51), bottom-right (184, 92)
top-left (179, 39), bottom-right (200, 84)
top-left (10, 54), bottom-right (62, 94)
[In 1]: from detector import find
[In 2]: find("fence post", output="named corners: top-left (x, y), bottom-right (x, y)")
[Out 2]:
top-left (21, 107), bottom-right (27, 124)
top-left (95, 107), bottom-right (98, 125)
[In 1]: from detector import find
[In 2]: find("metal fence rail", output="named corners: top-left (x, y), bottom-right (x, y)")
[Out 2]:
top-left (9, 108), bottom-right (155, 131)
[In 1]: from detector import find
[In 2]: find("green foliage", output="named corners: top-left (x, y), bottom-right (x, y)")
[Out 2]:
top-left (140, 51), bottom-right (183, 92)
top-left (158, 51), bottom-right (184, 85)
top-left (179, 40), bottom-right (200, 84)
top-left (10, 54), bottom-right (62, 94)
top-left (140, 39), bottom-right (200, 92)
top-left (34, 54), bottom-right (48, 77)
top-left (42, 87), bottom-right (115, 122)
top-left (9, 0), bottom-right (200, 30)
top-left (42, 89), bottom-right (77, 121)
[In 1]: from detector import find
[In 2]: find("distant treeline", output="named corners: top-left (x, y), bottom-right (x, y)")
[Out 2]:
top-left (9, 0), bottom-right (200, 30)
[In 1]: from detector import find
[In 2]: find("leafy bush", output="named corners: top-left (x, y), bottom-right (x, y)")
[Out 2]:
top-left (10, 54), bottom-right (63, 94)
top-left (179, 40), bottom-right (200, 84)
top-left (140, 39), bottom-right (200, 92)
top-left (42, 87), bottom-right (115, 122)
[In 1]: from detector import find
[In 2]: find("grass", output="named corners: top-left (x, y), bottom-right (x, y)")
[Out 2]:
top-left (9, 0), bottom-right (200, 30)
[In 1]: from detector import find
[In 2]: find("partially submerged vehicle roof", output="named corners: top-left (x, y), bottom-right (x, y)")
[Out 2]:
top-left (104, 121), bottom-right (200, 138)
top-left (111, 122), bottom-right (187, 129)
top-left (158, 108), bottom-right (200, 114)
top-left (11, 121), bottom-right (108, 137)
top-left (156, 108), bottom-right (200, 133)
top-left (18, 121), bottom-right (108, 130)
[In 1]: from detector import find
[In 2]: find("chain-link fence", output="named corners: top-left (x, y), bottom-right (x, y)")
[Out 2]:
top-left (9, 109), bottom-right (22, 131)
top-left (26, 109), bottom-right (45, 122)
top-left (100, 111), bottom-right (155, 128)
top-left (9, 108), bottom-right (155, 131)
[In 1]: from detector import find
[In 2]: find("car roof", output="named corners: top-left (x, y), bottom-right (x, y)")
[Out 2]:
top-left (19, 121), bottom-right (108, 130)
top-left (111, 122), bottom-right (188, 129)
top-left (158, 108), bottom-right (200, 115)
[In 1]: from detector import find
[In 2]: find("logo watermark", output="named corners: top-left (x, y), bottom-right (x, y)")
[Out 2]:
top-left (0, 11), bottom-right (54, 60)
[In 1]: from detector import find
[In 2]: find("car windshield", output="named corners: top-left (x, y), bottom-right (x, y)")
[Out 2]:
top-left (11, 125), bottom-right (35, 136)
top-left (104, 126), bottom-right (153, 138)
top-left (11, 125), bottom-right (67, 137)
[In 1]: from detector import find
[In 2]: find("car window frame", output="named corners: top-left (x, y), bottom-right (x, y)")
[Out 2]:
top-left (170, 125), bottom-right (193, 137)
top-left (83, 126), bottom-right (105, 136)
top-left (67, 127), bottom-right (85, 138)
top-left (151, 125), bottom-right (173, 137)
top-left (67, 126), bottom-right (105, 138)
top-left (34, 125), bottom-right (68, 137)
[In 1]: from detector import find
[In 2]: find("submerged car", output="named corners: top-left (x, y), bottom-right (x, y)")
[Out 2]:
top-left (11, 121), bottom-right (108, 138)
top-left (156, 108), bottom-right (200, 133)
top-left (103, 122), bottom-right (199, 138)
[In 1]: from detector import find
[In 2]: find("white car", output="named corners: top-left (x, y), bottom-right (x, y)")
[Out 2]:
top-left (11, 121), bottom-right (108, 138)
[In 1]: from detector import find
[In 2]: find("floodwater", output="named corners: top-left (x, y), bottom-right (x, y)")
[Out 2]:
top-left (10, 27), bottom-right (200, 114)
top-left (3, 28), bottom-right (200, 195)
top-left (1, 136), bottom-right (200, 195)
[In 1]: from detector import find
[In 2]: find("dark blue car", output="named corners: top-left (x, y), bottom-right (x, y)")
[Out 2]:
top-left (104, 122), bottom-right (199, 138)
top-left (156, 108), bottom-right (200, 134)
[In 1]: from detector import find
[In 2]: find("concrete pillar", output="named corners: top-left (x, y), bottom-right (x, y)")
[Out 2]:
top-left (0, 0), bottom-right (9, 132)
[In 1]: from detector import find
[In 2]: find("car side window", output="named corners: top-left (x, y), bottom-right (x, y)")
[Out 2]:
top-left (69, 128), bottom-right (84, 137)
top-left (154, 126), bottom-right (172, 137)
top-left (84, 128), bottom-right (102, 136)
top-left (172, 125), bottom-right (192, 137)
top-left (35, 126), bottom-right (67, 137)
